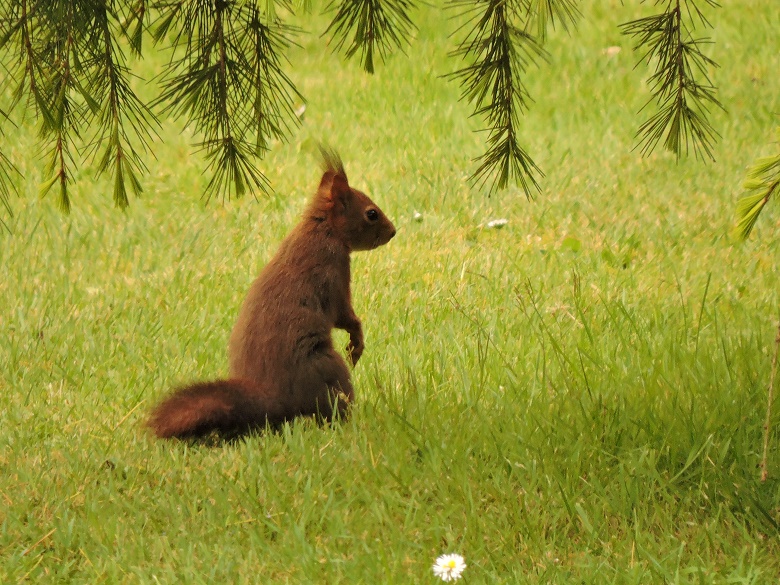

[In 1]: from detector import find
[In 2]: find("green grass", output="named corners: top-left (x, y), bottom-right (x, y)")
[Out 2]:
top-left (2, 1), bottom-right (780, 583)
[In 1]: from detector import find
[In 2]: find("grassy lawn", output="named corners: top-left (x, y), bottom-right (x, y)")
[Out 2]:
top-left (2, 0), bottom-right (779, 582)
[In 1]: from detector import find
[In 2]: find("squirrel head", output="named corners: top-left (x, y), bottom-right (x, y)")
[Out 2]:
top-left (310, 148), bottom-right (396, 252)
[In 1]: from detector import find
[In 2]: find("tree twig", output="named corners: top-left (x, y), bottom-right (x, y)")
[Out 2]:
top-left (761, 318), bottom-right (780, 482)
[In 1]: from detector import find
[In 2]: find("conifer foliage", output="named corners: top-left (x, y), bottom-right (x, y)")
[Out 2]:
top-left (1, 0), bottom-right (156, 212)
top-left (0, 0), bottom-right (724, 215)
top-left (620, 0), bottom-right (722, 161)
top-left (734, 129), bottom-right (780, 240)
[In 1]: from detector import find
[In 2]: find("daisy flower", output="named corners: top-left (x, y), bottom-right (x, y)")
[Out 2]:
top-left (432, 553), bottom-right (467, 581)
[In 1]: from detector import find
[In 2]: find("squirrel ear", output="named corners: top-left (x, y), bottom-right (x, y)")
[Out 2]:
top-left (319, 171), bottom-right (350, 212)
top-left (331, 173), bottom-right (350, 204)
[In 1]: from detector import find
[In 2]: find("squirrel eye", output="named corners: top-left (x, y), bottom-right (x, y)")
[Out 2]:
top-left (366, 209), bottom-right (379, 222)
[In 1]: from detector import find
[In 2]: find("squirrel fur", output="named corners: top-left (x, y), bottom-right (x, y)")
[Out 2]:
top-left (148, 150), bottom-right (396, 439)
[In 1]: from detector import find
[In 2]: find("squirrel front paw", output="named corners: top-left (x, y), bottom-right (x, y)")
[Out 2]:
top-left (346, 339), bottom-right (364, 366)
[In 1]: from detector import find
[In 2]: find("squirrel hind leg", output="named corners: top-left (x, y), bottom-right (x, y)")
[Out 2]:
top-left (148, 379), bottom-right (281, 439)
top-left (293, 351), bottom-right (355, 422)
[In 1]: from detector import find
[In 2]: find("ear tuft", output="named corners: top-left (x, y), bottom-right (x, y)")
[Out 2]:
top-left (316, 145), bottom-right (350, 210)
top-left (318, 145), bottom-right (347, 180)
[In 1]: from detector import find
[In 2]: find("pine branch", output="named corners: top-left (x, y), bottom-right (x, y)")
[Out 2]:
top-left (0, 0), bottom-right (76, 211)
top-left (0, 12), bottom-right (20, 228)
top-left (2, 0), bottom-right (157, 212)
top-left (324, 0), bottom-right (416, 74)
top-left (239, 4), bottom-right (302, 154)
top-left (734, 128), bottom-right (780, 240)
top-left (81, 1), bottom-right (159, 209)
top-left (34, 0), bottom-right (85, 213)
top-left (621, 0), bottom-right (723, 161)
top-left (0, 143), bottom-right (18, 232)
top-left (0, 0), bottom-right (50, 117)
top-left (153, 0), bottom-right (301, 201)
top-left (449, 0), bottom-right (548, 198)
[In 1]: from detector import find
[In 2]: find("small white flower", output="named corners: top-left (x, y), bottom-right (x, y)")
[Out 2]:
top-left (433, 553), bottom-right (467, 581)
top-left (486, 218), bottom-right (508, 229)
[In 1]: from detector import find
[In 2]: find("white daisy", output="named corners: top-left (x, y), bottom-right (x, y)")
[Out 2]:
top-left (432, 553), bottom-right (467, 581)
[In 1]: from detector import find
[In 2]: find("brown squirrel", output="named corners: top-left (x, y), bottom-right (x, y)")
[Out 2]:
top-left (148, 149), bottom-right (396, 439)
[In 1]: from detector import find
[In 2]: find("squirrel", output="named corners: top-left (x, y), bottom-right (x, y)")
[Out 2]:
top-left (148, 149), bottom-right (396, 439)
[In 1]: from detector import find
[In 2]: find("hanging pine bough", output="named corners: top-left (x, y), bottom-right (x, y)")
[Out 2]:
top-left (0, 0), bottom-right (302, 208)
top-left (0, 0), bottom-right (157, 212)
top-left (152, 0), bottom-right (303, 201)
top-left (0, 104), bottom-right (16, 231)
top-left (0, 145), bottom-right (15, 232)
top-left (620, 0), bottom-right (723, 161)
top-left (447, 0), bottom-right (578, 198)
top-left (0, 0), bottom-right (725, 214)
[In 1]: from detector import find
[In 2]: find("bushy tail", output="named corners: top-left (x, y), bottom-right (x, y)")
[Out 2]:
top-left (148, 379), bottom-right (285, 439)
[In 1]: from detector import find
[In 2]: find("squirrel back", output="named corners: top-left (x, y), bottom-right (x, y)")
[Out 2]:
top-left (148, 150), bottom-right (395, 439)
